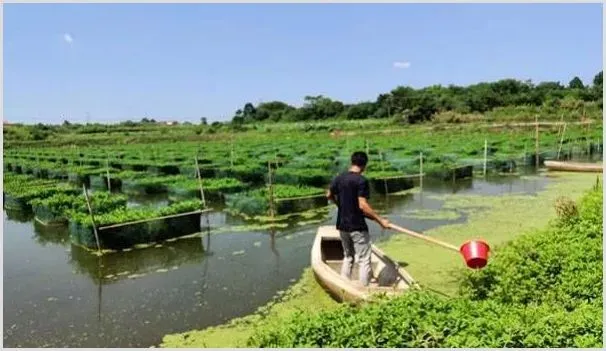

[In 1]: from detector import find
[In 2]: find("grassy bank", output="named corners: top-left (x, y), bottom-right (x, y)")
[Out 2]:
top-left (160, 172), bottom-right (601, 347)
top-left (248, 179), bottom-right (602, 347)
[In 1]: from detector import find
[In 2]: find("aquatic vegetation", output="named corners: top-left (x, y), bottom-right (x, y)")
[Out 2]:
top-left (247, 186), bottom-right (603, 348)
top-left (32, 193), bottom-right (128, 224)
top-left (70, 199), bottom-right (201, 227)
top-left (226, 185), bottom-right (326, 216)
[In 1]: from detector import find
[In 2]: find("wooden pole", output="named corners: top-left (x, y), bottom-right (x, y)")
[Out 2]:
top-left (82, 184), bottom-right (102, 255)
top-left (585, 120), bottom-right (591, 156)
top-left (535, 115), bottom-right (540, 169)
top-left (419, 152), bottom-right (423, 190)
top-left (275, 152), bottom-right (279, 170)
top-left (483, 139), bottom-right (488, 177)
top-left (555, 115), bottom-right (564, 153)
top-left (268, 161), bottom-right (275, 218)
top-left (389, 223), bottom-right (459, 252)
top-left (105, 156), bottom-right (112, 193)
top-left (194, 156), bottom-right (207, 209)
top-left (98, 209), bottom-right (211, 231)
top-left (557, 123), bottom-right (567, 160)
top-left (380, 151), bottom-right (388, 195)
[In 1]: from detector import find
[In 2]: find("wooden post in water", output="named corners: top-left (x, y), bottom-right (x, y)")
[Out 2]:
top-left (105, 153), bottom-right (112, 193)
top-left (194, 156), bottom-right (207, 209)
top-left (554, 115), bottom-right (564, 153)
top-left (535, 115), bottom-right (540, 169)
top-left (379, 151), bottom-right (388, 195)
top-left (419, 152), bottom-right (423, 190)
top-left (267, 161), bottom-right (275, 218)
top-left (82, 184), bottom-right (102, 255)
top-left (483, 139), bottom-right (488, 177)
top-left (557, 123), bottom-right (567, 160)
top-left (195, 155), bottom-right (211, 236)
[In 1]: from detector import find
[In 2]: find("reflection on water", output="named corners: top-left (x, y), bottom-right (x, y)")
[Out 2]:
top-left (69, 238), bottom-right (205, 284)
top-left (4, 174), bottom-right (551, 347)
top-left (5, 208), bottom-right (34, 223)
top-left (33, 221), bottom-right (70, 246)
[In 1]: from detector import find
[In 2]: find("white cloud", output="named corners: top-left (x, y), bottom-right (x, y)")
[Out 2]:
top-left (63, 33), bottom-right (73, 44)
top-left (393, 61), bottom-right (411, 69)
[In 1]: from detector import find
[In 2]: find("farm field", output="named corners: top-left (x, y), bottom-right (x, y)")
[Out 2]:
top-left (3, 118), bottom-right (603, 347)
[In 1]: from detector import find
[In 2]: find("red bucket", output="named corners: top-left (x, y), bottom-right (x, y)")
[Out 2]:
top-left (460, 240), bottom-right (490, 269)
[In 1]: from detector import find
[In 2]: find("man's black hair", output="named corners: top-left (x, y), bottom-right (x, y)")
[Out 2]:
top-left (351, 151), bottom-right (369, 168)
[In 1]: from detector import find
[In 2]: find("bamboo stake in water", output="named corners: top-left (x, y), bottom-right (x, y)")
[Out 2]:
top-left (557, 123), bottom-right (567, 160)
top-left (535, 115), bottom-right (540, 169)
top-left (82, 184), bottom-right (102, 255)
top-left (483, 139), bottom-right (488, 177)
top-left (380, 151), bottom-right (388, 195)
top-left (194, 156), bottom-right (207, 209)
top-left (419, 152), bottom-right (423, 190)
top-left (98, 209), bottom-right (210, 231)
top-left (267, 161), bottom-right (275, 218)
top-left (105, 156), bottom-right (112, 193)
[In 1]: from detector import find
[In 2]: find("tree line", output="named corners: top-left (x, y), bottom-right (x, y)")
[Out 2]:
top-left (230, 71), bottom-right (603, 124)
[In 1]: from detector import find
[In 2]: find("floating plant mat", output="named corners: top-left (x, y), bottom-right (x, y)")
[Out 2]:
top-left (212, 223), bottom-right (290, 233)
top-left (398, 209), bottom-right (462, 221)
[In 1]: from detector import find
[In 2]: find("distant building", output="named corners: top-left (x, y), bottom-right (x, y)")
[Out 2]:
top-left (164, 121), bottom-right (179, 126)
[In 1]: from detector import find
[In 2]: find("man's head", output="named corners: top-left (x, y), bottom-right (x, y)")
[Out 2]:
top-left (351, 151), bottom-right (369, 172)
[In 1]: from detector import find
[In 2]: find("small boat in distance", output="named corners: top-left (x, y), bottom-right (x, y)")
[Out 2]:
top-left (544, 160), bottom-right (603, 173)
top-left (311, 226), bottom-right (418, 303)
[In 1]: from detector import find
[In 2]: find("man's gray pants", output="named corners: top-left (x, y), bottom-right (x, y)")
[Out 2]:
top-left (339, 230), bottom-right (372, 286)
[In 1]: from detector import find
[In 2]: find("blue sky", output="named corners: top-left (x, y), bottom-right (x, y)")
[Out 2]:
top-left (4, 3), bottom-right (603, 124)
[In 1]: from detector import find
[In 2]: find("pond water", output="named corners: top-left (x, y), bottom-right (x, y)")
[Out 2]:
top-left (3, 172), bottom-right (551, 347)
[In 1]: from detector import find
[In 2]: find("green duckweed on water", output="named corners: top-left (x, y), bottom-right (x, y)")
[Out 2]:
top-left (159, 172), bottom-right (599, 348)
top-left (398, 208), bottom-right (462, 221)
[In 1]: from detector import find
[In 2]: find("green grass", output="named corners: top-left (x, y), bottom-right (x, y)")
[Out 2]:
top-left (246, 182), bottom-right (602, 347)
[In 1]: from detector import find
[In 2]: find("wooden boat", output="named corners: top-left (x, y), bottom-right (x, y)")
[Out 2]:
top-left (544, 161), bottom-right (603, 173)
top-left (311, 226), bottom-right (418, 303)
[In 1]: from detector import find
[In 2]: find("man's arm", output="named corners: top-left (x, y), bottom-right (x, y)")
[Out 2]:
top-left (327, 177), bottom-right (338, 206)
top-left (358, 177), bottom-right (389, 229)
top-left (359, 197), bottom-right (390, 229)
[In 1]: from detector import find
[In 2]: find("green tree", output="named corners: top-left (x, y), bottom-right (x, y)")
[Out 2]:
top-left (592, 71), bottom-right (602, 87)
top-left (568, 76), bottom-right (585, 89)
top-left (345, 102), bottom-right (377, 120)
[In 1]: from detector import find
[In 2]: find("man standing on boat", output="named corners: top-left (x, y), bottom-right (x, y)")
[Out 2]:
top-left (327, 151), bottom-right (391, 287)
